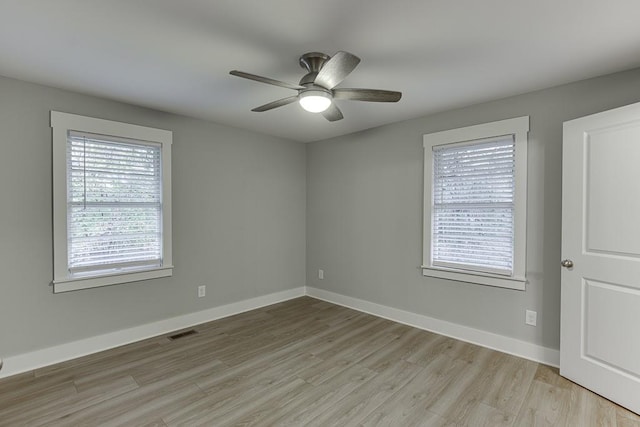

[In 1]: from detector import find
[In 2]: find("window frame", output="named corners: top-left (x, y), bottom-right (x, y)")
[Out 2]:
top-left (51, 111), bottom-right (173, 293)
top-left (422, 116), bottom-right (529, 290)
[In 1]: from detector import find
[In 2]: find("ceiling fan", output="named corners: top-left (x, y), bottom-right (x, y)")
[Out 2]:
top-left (230, 51), bottom-right (402, 122)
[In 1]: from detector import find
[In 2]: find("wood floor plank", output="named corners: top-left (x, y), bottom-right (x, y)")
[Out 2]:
top-left (618, 408), bottom-right (640, 427)
top-left (194, 351), bottom-right (322, 396)
top-left (567, 383), bottom-right (617, 427)
top-left (297, 322), bottom-right (403, 386)
top-left (0, 381), bottom-right (78, 422)
top-left (1, 375), bottom-right (139, 426)
top-left (137, 419), bottom-right (167, 427)
top-left (479, 353), bottom-right (538, 415)
top-left (303, 360), bottom-right (424, 426)
top-left (0, 370), bottom-right (35, 394)
top-left (61, 333), bottom-right (227, 390)
top-left (359, 327), bottom-right (438, 371)
top-left (165, 357), bottom-right (316, 426)
top-left (320, 305), bottom-right (369, 327)
top-left (446, 402), bottom-right (515, 427)
top-left (42, 358), bottom-right (221, 426)
top-left (248, 363), bottom-right (378, 426)
top-left (0, 374), bottom-right (75, 411)
top-left (33, 340), bottom-right (166, 379)
top-left (359, 352), bottom-right (470, 425)
top-left (309, 299), bottom-right (336, 310)
top-left (162, 352), bottom-right (322, 424)
top-left (92, 383), bottom-right (204, 427)
top-left (361, 401), bottom-right (447, 427)
top-left (532, 364), bottom-right (573, 389)
top-left (1, 296), bottom-right (637, 426)
top-left (405, 333), bottom-right (460, 367)
top-left (73, 374), bottom-right (139, 397)
top-left (208, 378), bottom-right (314, 427)
top-left (446, 339), bottom-right (495, 370)
top-left (514, 380), bottom-right (575, 426)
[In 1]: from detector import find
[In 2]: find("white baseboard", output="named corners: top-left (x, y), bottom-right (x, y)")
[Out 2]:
top-left (305, 287), bottom-right (560, 368)
top-left (1, 285), bottom-right (559, 379)
top-left (0, 287), bottom-right (305, 379)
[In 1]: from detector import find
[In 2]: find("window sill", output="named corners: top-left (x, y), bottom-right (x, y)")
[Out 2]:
top-left (421, 266), bottom-right (526, 290)
top-left (53, 266), bottom-right (174, 293)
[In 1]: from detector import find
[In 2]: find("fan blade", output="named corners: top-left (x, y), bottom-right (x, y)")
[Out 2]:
top-left (252, 96), bottom-right (298, 112)
top-left (322, 103), bottom-right (344, 122)
top-left (314, 51), bottom-right (361, 89)
top-left (230, 70), bottom-right (303, 90)
top-left (333, 88), bottom-right (402, 102)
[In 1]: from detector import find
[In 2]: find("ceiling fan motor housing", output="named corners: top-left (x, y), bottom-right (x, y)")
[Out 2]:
top-left (299, 52), bottom-right (330, 73)
top-left (299, 52), bottom-right (330, 86)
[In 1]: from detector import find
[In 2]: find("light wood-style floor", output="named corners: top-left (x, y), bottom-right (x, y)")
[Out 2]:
top-left (1, 297), bottom-right (638, 426)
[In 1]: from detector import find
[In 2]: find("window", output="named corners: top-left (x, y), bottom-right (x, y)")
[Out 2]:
top-left (51, 111), bottom-right (172, 293)
top-left (422, 116), bottom-right (528, 290)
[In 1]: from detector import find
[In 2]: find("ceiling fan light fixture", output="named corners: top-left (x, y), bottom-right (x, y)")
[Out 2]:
top-left (230, 51), bottom-right (401, 121)
top-left (299, 90), bottom-right (331, 113)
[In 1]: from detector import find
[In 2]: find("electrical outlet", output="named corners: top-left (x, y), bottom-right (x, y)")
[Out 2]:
top-left (198, 285), bottom-right (206, 298)
top-left (525, 310), bottom-right (537, 326)
top-left (318, 269), bottom-right (324, 280)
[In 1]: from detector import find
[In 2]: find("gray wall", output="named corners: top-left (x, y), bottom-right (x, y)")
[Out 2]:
top-left (0, 76), bottom-right (306, 358)
top-left (4, 66), bottom-right (640, 360)
top-left (306, 68), bottom-right (640, 351)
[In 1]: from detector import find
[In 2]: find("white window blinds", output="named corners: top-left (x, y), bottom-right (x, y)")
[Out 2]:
top-left (431, 135), bottom-right (515, 275)
top-left (67, 131), bottom-right (163, 275)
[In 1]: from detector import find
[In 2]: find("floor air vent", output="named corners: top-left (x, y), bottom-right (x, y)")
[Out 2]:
top-left (168, 329), bottom-right (198, 340)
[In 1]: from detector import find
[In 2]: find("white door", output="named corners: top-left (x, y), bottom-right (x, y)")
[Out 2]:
top-left (561, 102), bottom-right (640, 414)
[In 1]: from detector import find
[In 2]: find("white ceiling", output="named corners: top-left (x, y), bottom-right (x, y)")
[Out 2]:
top-left (1, 1), bottom-right (640, 142)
